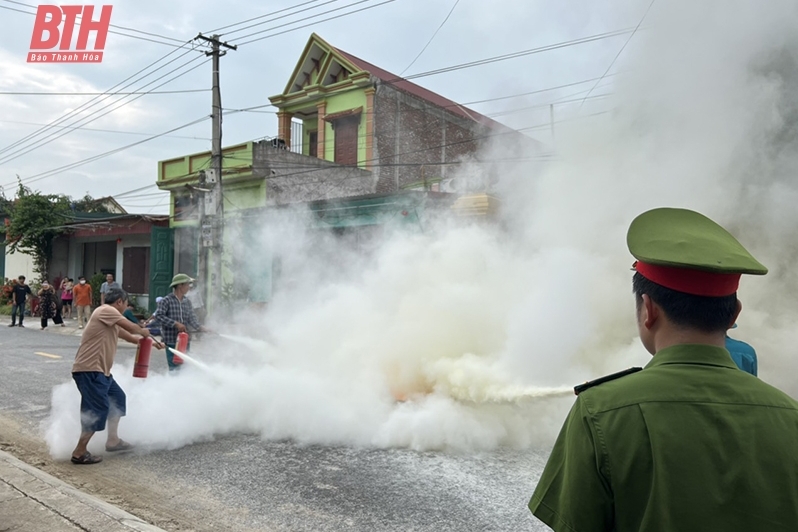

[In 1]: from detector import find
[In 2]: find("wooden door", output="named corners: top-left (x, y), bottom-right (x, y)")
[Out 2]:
top-left (333, 117), bottom-right (358, 165)
top-left (123, 247), bottom-right (150, 294)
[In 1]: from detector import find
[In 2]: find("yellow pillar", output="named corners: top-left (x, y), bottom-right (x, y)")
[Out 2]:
top-left (277, 111), bottom-right (293, 148)
top-left (364, 87), bottom-right (375, 169)
top-left (316, 101), bottom-right (327, 160)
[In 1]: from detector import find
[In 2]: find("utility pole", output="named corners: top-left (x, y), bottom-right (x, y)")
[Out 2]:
top-left (194, 33), bottom-right (236, 317)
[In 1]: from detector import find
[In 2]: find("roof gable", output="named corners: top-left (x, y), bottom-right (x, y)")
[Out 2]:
top-left (282, 33), bottom-right (363, 95)
top-left (274, 34), bottom-right (511, 131)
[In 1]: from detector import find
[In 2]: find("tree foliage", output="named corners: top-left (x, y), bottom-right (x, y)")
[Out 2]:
top-left (3, 182), bottom-right (112, 281)
top-left (71, 193), bottom-right (111, 213)
top-left (4, 183), bottom-right (72, 280)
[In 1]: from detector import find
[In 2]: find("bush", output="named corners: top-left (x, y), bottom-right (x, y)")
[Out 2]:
top-left (0, 303), bottom-right (11, 315)
top-left (0, 280), bottom-right (14, 306)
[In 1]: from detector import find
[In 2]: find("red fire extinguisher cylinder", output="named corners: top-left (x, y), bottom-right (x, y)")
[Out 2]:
top-left (133, 336), bottom-right (153, 378)
top-left (173, 331), bottom-right (188, 365)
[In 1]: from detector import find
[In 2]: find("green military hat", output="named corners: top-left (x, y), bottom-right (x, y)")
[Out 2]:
top-left (627, 208), bottom-right (767, 296)
top-left (169, 273), bottom-right (195, 288)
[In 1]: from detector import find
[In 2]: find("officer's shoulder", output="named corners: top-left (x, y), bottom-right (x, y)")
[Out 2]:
top-left (573, 367), bottom-right (643, 396)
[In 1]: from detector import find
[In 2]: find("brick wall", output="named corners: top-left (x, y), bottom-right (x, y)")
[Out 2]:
top-left (372, 85), bottom-right (493, 193)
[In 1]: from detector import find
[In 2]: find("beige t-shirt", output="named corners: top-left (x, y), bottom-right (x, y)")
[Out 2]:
top-left (72, 305), bottom-right (126, 375)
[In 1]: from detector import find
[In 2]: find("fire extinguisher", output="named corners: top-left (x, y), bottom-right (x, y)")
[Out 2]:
top-left (133, 336), bottom-right (153, 378)
top-left (173, 331), bottom-right (189, 365)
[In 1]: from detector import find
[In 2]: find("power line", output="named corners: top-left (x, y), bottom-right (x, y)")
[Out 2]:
top-left (237, 0), bottom-right (396, 46)
top-left (0, 55), bottom-right (209, 168)
top-left (232, 0), bottom-right (373, 40)
top-left (457, 74), bottom-right (619, 107)
top-left (401, 28), bottom-right (635, 82)
top-left (0, 42), bottom-right (202, 158)
top-left (0, 89), bottom-right (209, 96)
top-left (212, 0), bottom-right (340, 37)
top-left (0, 116), bottom-right (211, 189)
top-left (205, 0), bottom-right (324, 34)
top-left (400, 0), bottom-right (460, 76)
top-left (222, 44), bottom-right (627, 119)
top-left (1, 0), bottom-right (188, 48)
top-left (0, 118), bottom-right (211, 140)
top-left (486, 93), bottom-right (612, 118)
top-left (112, 184), bottom-right (160, 198)
top-left (580, 0), bottom-right (655, 107)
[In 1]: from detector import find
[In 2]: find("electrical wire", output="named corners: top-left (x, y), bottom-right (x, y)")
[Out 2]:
top-left (0, 89), bottom-right (209, 96)
top-left (212, 0), bottom-right (341, 37)
top-left (400, 0), bottom-right (460, 76)
top-left (1, 0), bottom-right (188, 48)
top-left (0, 115), bottom-right (210, 189)
top-left (579, 0), bottom-right (655, 107)
top-left (400, 28), bottom-right (635, 82)
top-left (0, 118), bottom-right (211, 141)
top-left (205, 0), bottom-right (324, 34)
top-left (0, 42), bottom-right (202, 158)
top-left (237, 0), bottom-right (396, 46)
top-left (0, 55), bottom-right (209, 168)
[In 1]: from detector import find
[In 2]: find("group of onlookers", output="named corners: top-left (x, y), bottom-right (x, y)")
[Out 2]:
top-left (7, 273), bottom-right (119, 330)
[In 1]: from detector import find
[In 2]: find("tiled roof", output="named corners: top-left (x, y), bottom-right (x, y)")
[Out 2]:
top-left (334, 48), bottom-right (512, 132)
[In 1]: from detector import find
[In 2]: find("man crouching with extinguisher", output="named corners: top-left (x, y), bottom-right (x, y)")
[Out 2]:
top-left (155, 274), bottom-right (214, 372)
top-left (71, 287), bottom-right (164, 464)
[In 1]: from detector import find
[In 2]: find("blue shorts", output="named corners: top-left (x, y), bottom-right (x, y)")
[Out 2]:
top-left (72, 372), bottom-right (126, 433)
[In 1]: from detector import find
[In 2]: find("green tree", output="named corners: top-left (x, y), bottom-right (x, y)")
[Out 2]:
top-left (71, 193), bottom-right (111, 213)
top-left (4, 182), bottom-right (71, 281)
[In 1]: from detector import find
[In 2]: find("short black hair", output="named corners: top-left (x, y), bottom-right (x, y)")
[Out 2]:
top-left (78, 276), bottom-right (85, 280)
top-left (18, 275), bottom-right (25, 281)
top-left (104, 287), bottom-right (128, 305)
top-left (632, 272), bottom-right (737, 333)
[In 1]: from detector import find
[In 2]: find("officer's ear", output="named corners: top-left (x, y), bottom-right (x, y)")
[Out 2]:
top-left (641, 294), bottom-right (659, 329)
top-left (729, 299), bottom-right (743, 329)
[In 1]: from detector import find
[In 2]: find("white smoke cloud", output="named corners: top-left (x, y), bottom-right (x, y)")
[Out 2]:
top-left (44, 0), bottom-right (798, 459)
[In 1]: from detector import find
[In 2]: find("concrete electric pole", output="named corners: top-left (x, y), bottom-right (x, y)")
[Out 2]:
top-left (194, 33), bottom-right (236, 317)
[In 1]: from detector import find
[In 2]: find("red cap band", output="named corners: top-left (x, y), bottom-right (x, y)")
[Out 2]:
top-left (634, 261), bottom-right (740, 297)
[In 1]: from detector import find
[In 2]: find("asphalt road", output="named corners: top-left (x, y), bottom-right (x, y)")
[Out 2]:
top-left (0, 321), bottom-right (553, 531)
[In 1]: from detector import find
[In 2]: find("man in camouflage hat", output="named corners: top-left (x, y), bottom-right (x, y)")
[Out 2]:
top-left (529, 208), bottom-right (798, 531)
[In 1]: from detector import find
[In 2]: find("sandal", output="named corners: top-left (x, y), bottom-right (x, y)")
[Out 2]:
top-left (105, 440), bottom-right (134, 452)
top-left (71, 452), bottom-right (102, 465)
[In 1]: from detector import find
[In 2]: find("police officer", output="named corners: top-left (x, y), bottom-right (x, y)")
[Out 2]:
top-left (529, 207), bottom-right (798, 531)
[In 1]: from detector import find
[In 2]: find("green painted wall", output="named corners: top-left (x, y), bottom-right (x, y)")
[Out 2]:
top-left (286, 88), bottom-right (368, 166)
top-left (302, 117), bottom-right (319, 156)
top-left (223, 183), bottom-right (266, 211)
top-left (158, 142), bottom-right (258, 229)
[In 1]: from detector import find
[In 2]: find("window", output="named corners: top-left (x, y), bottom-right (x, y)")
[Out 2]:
top-left (174, 193), bottom-right (199, 221)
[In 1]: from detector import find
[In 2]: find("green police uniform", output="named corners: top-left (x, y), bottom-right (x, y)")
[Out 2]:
top-left (529, 208), bottom-right (798, 531)
top-left (529, 344), bottom-right (798, 531)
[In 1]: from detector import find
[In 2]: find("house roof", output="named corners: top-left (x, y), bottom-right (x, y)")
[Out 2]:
top-left (334, 47), bottom-right (511, 132)
top-left (272, 34), bottom-right (513, 132)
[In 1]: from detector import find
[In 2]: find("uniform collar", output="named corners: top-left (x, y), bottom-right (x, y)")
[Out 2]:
top-left (645, 344), bottom-right (738, 370)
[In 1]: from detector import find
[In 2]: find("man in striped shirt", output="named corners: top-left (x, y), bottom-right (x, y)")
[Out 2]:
top-left (155, 274), bottom-right (211, 371)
